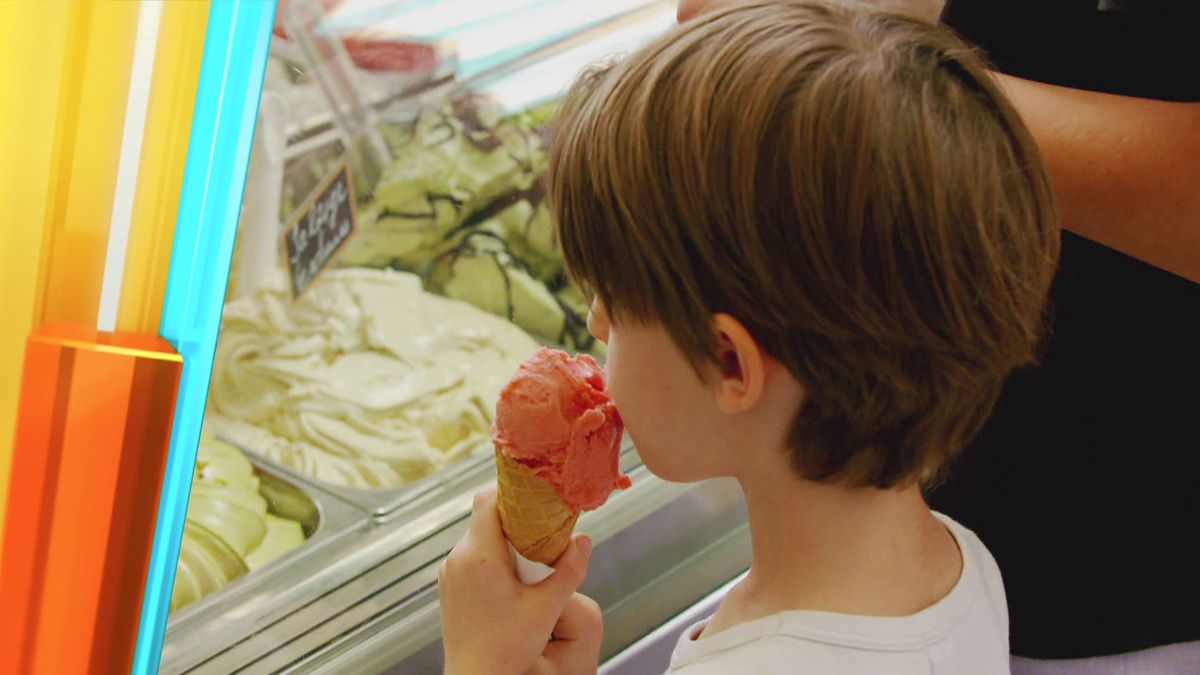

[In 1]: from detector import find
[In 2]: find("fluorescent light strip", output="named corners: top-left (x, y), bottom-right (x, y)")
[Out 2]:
top-left (451, 0), bottom-right (651, 68)
top-left (349, 0), bottom-right (544, 37)
top-left (480, 6), bottom-right (675, 113)
top-left (97, 0), bottom-right (163, 332)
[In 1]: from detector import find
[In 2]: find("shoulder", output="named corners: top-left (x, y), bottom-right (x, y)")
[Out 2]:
top-left (934, 512), bottom-right (1008, 629)
top-left (669, 516), bottom-right (1010, 674)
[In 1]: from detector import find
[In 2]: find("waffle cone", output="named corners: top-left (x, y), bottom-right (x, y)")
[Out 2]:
top-left (494, 447), bottom-right (579, 565)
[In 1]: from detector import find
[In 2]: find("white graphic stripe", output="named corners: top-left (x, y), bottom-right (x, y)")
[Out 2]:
top-left (97, 0), bottom-right (163, 332)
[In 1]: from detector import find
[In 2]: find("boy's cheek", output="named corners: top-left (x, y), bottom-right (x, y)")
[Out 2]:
top-left (617, 397), bottom-right (709, 484)
top-left (630, 435), bottom-right (711, 484)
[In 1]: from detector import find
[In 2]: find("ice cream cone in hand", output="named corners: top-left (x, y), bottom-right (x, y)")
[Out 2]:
top-left (492, 348), bottom-right (631, 576)
top-left (494, 448), bottom-right (579, 564)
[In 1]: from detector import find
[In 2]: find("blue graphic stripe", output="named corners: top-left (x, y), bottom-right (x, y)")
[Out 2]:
top-left (131, 1), bottom-right (277, 673)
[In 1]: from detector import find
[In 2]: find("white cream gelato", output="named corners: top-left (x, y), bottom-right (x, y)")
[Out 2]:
top-left (205, 268), bottom-right (539, 489)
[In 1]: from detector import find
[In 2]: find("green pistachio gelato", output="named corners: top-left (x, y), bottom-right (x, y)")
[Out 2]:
top-left (170, 433), bottom-right (309, 612)
top-left (334, 91), bottom-right (600, 355)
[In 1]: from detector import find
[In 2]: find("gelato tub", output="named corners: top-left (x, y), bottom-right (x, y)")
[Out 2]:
top-left (170, 434), bottom-right (315, 613)
top-left (161, 447), bottom-right (366, 671)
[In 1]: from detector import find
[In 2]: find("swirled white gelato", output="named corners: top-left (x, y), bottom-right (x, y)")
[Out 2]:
top-left (205, 268), bottom-right (539, 489)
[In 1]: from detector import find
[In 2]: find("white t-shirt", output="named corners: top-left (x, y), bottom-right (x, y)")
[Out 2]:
top-left (667, 514), bottom-right (1009, 674)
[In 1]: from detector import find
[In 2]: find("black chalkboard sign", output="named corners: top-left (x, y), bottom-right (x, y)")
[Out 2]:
top-left (284, 158), bottom-right (357, 297)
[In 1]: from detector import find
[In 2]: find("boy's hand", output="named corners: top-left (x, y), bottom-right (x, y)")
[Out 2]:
top-left (677, 0), bottom-right (728, 22)
top-left (439, 488), bottom-right (601, 675)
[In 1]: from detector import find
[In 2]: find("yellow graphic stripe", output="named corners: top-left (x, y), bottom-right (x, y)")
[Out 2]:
top-left (0, 0), bottom-right (78, 561)
top-left (38, 1), bottom-right (140, 327)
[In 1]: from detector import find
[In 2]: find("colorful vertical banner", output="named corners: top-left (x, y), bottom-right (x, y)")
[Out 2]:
top-left (1, 0), bottom-right (212, 671)
top-left (132, 1), bottom-right (278, 672)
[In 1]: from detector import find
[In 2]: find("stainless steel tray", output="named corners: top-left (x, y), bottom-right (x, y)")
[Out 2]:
top-left (159, 434), bottom-right (503, 673)
top-left (159, 455), bottom-right (368, 673)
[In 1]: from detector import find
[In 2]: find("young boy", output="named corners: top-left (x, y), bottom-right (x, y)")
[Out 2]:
top-left (438, 1), bottom-right (1059, 673)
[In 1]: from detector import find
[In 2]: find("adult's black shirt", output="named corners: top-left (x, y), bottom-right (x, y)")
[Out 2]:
top-left (927, 0), bottom-right (1200, 660)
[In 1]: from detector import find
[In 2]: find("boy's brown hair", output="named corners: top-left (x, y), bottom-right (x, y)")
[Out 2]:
top-left (547, 0), bottom-right (1059, 488)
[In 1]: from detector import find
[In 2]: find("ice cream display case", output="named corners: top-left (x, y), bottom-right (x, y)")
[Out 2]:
top-left (158, 2), bottom-right (753, 672)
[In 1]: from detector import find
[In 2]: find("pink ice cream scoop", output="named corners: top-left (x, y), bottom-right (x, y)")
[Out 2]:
top-left (492, 347), bottom-right (631, 511)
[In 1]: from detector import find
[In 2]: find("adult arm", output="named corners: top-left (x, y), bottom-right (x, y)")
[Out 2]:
top-left (995, 74), bottom-right (1200, 282)
top-left (677, 0), bottom-right (1200, 282)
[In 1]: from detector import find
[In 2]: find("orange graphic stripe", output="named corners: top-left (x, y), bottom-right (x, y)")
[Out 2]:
top-left (0, 323), bottom-right (181, 674)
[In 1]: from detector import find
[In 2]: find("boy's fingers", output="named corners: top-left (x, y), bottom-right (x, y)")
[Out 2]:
top-left (542, 594), bottom-right (603, 672)
top-left (450, 487), bottom-right (514, 573)
top-left (535, 534), bottom-right (592, 597)
top-left (549, 593), bottom-right (603, 643)
top-left (466, 486), bottom-right (504, 543)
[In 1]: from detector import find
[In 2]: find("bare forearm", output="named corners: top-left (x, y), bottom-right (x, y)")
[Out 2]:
top-left (677, 1), bottom-right (1200, 281)
top-left (995, 74), bottom-right (1200, 283)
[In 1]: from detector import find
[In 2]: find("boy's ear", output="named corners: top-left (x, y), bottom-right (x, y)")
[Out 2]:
top-left (710, 313), bottom-right (766, 415)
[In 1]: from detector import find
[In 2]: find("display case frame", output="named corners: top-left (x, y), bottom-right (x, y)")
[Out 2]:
top-left (157, 3), bottom-right (753, 671)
